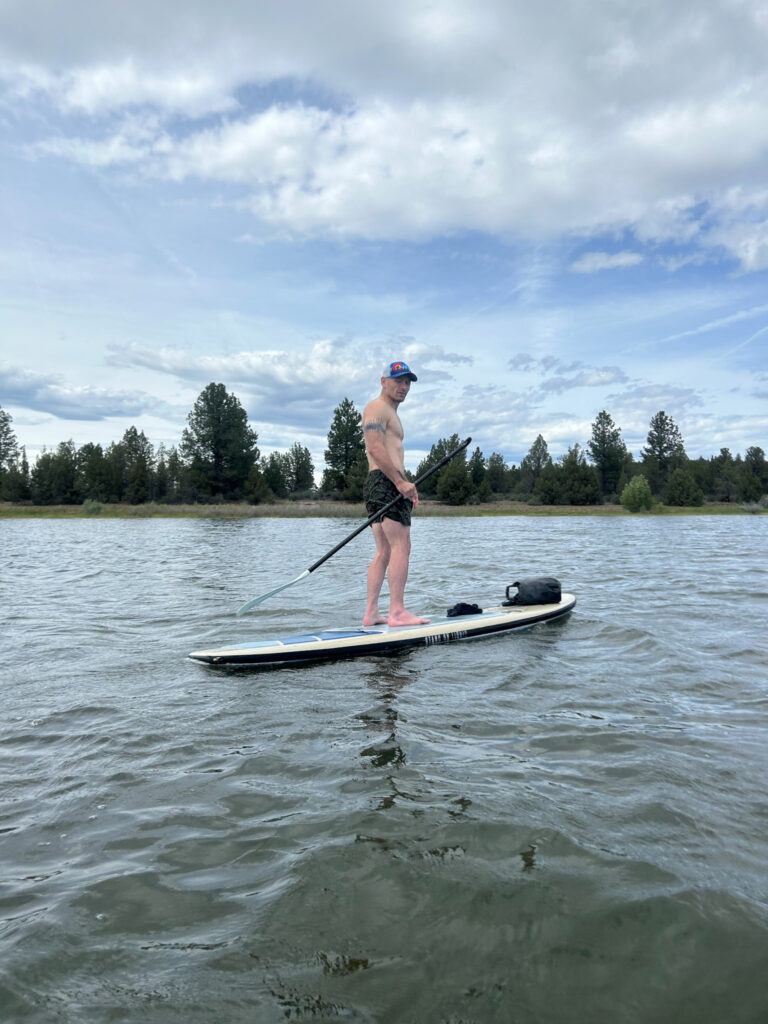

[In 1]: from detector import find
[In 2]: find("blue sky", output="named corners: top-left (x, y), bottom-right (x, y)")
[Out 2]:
top-left (1, 0), bottom-right (766, 473)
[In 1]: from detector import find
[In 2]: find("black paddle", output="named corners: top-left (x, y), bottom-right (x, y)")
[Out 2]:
top-left (236, 435), bottom-right (472, 614)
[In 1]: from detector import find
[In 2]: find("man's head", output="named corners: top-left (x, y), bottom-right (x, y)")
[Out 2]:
top-left (382, 361), bottom-right (417, 382)
top-left (380, 361), bottom-right (416, 404)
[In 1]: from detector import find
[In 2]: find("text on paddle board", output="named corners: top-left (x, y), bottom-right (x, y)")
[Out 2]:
top-left (424, 630), bottom-right (468, 646)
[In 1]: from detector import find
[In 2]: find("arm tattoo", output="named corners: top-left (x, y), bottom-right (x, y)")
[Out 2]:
top-left (363, 420), bottom-right (386, 435)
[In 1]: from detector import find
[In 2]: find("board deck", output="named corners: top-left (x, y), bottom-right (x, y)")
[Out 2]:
top-left (188, 593), bottom-right (576, 667)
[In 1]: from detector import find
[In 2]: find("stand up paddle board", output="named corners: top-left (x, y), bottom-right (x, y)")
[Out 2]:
top-left (189, 593), bottom-right (575, 667)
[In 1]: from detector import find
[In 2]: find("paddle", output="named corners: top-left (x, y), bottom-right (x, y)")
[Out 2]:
top-left (236, 435), bottom-right (472, 615)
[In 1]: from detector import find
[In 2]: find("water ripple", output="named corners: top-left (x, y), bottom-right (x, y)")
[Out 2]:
top-left (1, 515), bottom-right (767, 1022)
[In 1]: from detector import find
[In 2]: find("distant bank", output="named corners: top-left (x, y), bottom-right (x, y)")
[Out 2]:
top-left (1, 500), bottom-right (763, 519)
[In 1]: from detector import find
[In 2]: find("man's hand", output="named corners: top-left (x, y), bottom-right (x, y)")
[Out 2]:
top-left (397, 476), bottom-right (419, 506)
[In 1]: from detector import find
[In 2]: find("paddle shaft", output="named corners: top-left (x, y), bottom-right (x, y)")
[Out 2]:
top-left (307, 435), bottom-right (472, 574)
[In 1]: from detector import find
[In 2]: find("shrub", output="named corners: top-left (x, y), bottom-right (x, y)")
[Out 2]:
top-left (621, 474), bottom-right (654, 512)
top-left (666, 468), bottom-right (704, 507)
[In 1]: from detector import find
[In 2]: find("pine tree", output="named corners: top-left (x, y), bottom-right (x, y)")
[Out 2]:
top-left (741, 446), bottom-right (766, 501)
top-left (287, 442), bottom-right (315, 493)
top-left (468, 447), bottom-right (486, 487)
top-left (520, 435), bottom-right (551, 493)
top-left (559, 444), bottom-right (603, 505)
top-left (1, 446), bottom-right (30, 501)
top-left (415, 436), bottom-right (456, 496)
top-left (533, 462), bottom-right (563, 505)
top-left (30, 441), bottom-right (80, 505)
top-left (77, 443), bottom-right (110, 502)
top-left (587, 410), bottom-right (627, 498)
top-left (711, 448), bottom-right (739, 502)
top-left (121, 426), bottom-right (153, 504)
top-left (342, 451), bottom-right (369, 501)
top-left (180, 383), bottom-right (259, 500)
top-left (486, 452), bottom-right (509, 493)
top-left (323, 398), bottom-right (365, 493)
top-left (666, 468), bottom-right (704, 506)
top-left (642, 411), bottom-right (686, 494)
top-left (262, 452), bottom-right (292, 498)
top-left (0, 406), bottom-right (20, 473)
top-left (436, 447), bottom-right (474, 505)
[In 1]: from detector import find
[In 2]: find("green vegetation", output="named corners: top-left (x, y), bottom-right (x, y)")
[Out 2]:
top-left (179, 383), bottom-right (259, 500)
top-left (621, 475), bottom-right (654, 512)
top-left (321, 396), bottom-right (367, 499)
top-left (1, 394), bottom-right (766, 514)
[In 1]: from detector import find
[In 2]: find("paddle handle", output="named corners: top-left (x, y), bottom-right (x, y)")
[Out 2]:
top-left (307, 436), bottom-right (471, 574)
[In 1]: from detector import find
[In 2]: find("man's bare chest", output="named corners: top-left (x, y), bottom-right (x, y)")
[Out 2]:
top-left (388, 415), bottom-right (404, 442)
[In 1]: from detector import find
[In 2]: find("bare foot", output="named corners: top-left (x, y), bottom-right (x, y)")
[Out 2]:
top-left (362, 612), bottom-right (388, 626)
top-left (388, 612), bottom-right (431, 627)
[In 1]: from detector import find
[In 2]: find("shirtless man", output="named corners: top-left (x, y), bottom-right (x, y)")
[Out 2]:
top-left (361, 361), bottom-right (430, 628)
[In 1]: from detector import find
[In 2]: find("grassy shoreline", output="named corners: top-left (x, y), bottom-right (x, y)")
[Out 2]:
top-left (1, 499), bottom-right (763, 519)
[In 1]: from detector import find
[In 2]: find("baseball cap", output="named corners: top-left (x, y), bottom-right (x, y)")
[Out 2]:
top-left (383, 360), bottom-right (417, 382)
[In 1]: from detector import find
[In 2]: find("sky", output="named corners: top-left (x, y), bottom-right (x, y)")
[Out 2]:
top-left (1, 0), bottom-right (767, 474)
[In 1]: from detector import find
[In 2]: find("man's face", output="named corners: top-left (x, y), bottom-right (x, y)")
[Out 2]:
top-left (382, 375), bottom-right (411, 402)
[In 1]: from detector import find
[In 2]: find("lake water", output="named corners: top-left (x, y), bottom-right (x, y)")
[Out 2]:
top-left (2, 514), bottom-right (767, 1023)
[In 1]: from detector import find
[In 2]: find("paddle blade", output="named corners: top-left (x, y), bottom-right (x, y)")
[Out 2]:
top-left (236, 569), bottom-right (311, 615)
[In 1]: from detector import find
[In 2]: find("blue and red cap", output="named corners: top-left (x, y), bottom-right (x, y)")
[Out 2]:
top-left (383, 360), bottom-right (417, 382)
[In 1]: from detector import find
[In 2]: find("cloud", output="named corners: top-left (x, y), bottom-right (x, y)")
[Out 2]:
top-left (5, 1), bottom-right (768, 262)
top-left (604, 383), bottom-right (706, 446)
top-left (104, 337), bottom-right (473, 429)
top-left (660, 302), bottom-right (768, 342)
top-left (507, 354), bottom-right (538, 372)
top-left (537, 366), bottom-right (629, 394)
top-left (679, 413), bottom-right (768, 457)
top-left (506, 355), bottom-right (629, 394)
top-left (570, 251), bottom-right (644, 274)
top-left (0, 364), bottom-right (173, 421)
top-left (707, 218), bottom-right (768, 271)
top-left (6, 60), bottom-right (237, 117)
top-left (1, 1), bottom-right (767, 466)
top-left (405, 382), bottom-right (539, 455)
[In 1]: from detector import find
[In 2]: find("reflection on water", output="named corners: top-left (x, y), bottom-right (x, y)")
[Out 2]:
top-left (1, 514), bottom-right (768, 1023)
top-left (358, 659), bottom-right (414, 804)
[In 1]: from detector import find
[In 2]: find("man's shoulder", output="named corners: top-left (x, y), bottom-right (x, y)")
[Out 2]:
top-left (362, 396), bottom-right (392, 423)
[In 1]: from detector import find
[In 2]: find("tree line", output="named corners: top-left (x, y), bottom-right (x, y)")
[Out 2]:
top-left (1, 386), bottom-right (765, 507)
top-left (412, 410), bottom-right (767, 507)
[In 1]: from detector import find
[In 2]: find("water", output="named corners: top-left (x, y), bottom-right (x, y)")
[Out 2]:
top-left (2, 514), bottom-right (767, 1023)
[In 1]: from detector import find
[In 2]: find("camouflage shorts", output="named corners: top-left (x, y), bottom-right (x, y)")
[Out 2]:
top-left (363, 470), bottom-right (412, 527)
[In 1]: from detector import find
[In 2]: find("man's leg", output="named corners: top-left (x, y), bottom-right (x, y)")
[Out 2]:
top-left (380, 517), bottom-right (429, 626)
top-left (363, 522), bottom-right (390, 626)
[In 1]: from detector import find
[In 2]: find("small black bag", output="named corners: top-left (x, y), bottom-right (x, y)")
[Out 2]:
top-left (503, 577), bottom-right (561, 606)
top-left (447, 602), bottom-right (483, 617)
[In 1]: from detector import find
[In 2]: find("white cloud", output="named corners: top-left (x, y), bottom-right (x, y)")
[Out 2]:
top-left (12, 60), bottom-right (238, 117)
top-left (506, 356), bottom-right (629, 394)
top-left (660, 302), bottom-right (768, 342)
top-left (102, 337), bottom-right (474, 431)
top-left (3, 0), bottom-right (767, 260)
top-left (0, 364), bottom-right (172, 421)
top-left (707, 219), bottom-right (768, 271)
top-left (570, 251), bottom-right (644, 274)
top-left (1, 0), bottom-right (767, 463)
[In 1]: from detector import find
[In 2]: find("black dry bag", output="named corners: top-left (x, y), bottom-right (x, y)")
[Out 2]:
top-left (503, 577), bottom-right (561, 606)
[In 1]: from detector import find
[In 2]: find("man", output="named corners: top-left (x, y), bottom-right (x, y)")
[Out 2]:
top-left (361, 361), bottom-right (430, 628)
